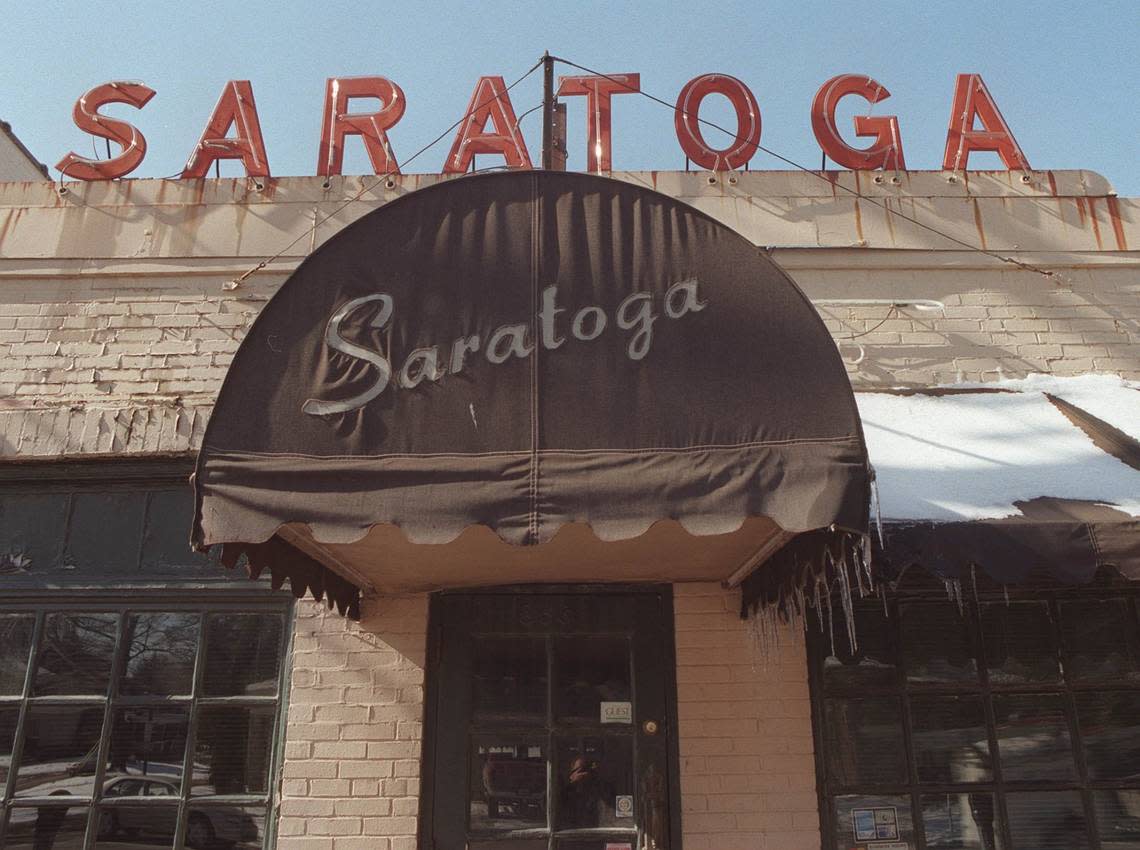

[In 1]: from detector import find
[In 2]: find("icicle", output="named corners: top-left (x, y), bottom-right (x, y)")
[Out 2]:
top-left (823, 573), bottom-right (836, 658)
top-left (1003, 585), bottom-right (1010, 607)
top-left (880, 583), bottom-right (889, 616)
top-left (869, 468), bottom-right (885, 548)
top-left (852, 539), bottom-right (868, 599)
top-left (813, 573), bottom-right (825, 632)
top-left (970, 564), bottom-right (980, 612)
top-left (794, 586), bottom-right (808, 629)
top-left (860, 533), bottom-right (874, 593)
top-left (943, 578), bottom-right (964, 614)
top-left (837, 552), bottom-right (858, 654)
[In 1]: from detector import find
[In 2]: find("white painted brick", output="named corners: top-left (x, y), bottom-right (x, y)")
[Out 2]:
top-left (676, 583), bottom-right (820, 850)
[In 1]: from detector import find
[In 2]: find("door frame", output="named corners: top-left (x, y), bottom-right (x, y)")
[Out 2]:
top-left (419, 583), bottom-right (683, 850)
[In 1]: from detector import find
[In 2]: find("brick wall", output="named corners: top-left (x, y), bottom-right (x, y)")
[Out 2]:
top-left (674, 583), bottom-right (819, 850)
top-left (278, 595), bottom-right (428, 850)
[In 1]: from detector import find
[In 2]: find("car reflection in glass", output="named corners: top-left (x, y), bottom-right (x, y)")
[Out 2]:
top-left (96, 776), bottom-right (258, 849)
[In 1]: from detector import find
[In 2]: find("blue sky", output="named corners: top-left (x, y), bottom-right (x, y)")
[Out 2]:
top-left (2, 0), bottom-right (1137, 193)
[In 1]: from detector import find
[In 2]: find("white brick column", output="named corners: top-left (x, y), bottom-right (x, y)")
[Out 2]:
top-left (278, 596), bottom-right (428, 850)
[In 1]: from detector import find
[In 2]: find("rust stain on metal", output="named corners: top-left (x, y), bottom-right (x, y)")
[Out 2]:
top-left (1087, 197), bottom-right (1104, 249)
top-left (1105, 196), bottom-right (1128, 250)
top-left (853, 198), bottom-right (864, 244)
top-left (1075, 197), bottom-right (1087, 227)
top-left (971, 198), bottom-right (988, 251)
top-left (1046, 170), bottom-right (1058, 197)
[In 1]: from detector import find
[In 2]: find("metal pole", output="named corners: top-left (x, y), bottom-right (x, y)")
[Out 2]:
top-left (541, 51), bottom-right (554, 170)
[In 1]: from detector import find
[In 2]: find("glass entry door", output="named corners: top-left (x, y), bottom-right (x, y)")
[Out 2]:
top-left (425, 589), bottom-right (677, 850)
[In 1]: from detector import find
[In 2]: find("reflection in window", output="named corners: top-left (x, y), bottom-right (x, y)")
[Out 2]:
top-left (193, 706), bottom-right (275, 796)
top-left (993, 694), bottom-right (1075, 781)
top-left (469, 739), bottom-right (547, 833)
top-left (3, 803), bottom-right (88, 850)
top-left (811, 590), bottom-right (1140, 850)
top-left (1, 706), bottom-right (18, 788)
top-left (555, 636), bottom-right (631, 722)
top-left (186, 806), bottom-right (265, 850)
top-left (911, 696), bottom-right (992, 784)
top-left (824, 698), bottom-right (907, 786)
top-left (33, 613), bottom-right (118, 696)
top-left (921, 793), bottom-right (1003, 850)
top-left (15, 704), bottom-right (106, 797)
top-left (823, 607), bottom-right (896, 692)
top-left (982, 602), bottom-right (1059, 684)
top-left (122, 613), bottom-right (199, 696)
top-left (1006, 790), bottom-right (1090, 849)
top-left (1061, 599), bottom-right (1140, 682)
top-left (0, 613), bottom-right (35, 695)
top-left (96, 803), bottom-right (178, 849)
top-left (556, 736), bottom-right (633, 830)
top-left (202, 615), bottom-right (282, 697)
top-left (473, 637), bottom-right (547, 722)
top-left (1092, 789), bottom-right (1140, 847)
top-left (107, 706), bottom-right (190, 792)
top-left (1, 603), bottom-right (286, 850)
top-left (901, 603), bottom-right (978, 683)
top-left (1075, 691), bottom-right (1140, 781)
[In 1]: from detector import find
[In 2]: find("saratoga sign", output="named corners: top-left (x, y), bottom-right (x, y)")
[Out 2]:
top-left (302, 279), bottom-right (707, 416)
top-left (56, 71), bottom-right (1031, 181)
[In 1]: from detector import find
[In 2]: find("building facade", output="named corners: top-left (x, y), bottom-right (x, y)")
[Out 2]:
top-left (1, 166), bottom-right (1138, 850)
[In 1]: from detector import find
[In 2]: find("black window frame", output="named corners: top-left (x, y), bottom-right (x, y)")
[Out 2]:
top-left (806, 577), bottom-right (1140, 850)
top-left (0, 593), bottom-right (294, 850)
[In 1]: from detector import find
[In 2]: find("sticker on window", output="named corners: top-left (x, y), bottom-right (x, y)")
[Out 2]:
top-left (615, 794), bottom-right (634, 817)
top-left (600, 701), bottom-right (633, 724)
top-left (852, 807), bottom-right (899, 841)
top-left (868, 843), bottom-right (908, 850)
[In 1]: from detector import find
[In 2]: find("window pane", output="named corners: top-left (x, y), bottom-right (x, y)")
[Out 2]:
top-left (192, 706), bottom-right (275, 796)
top-left (107, 707), bottom-right (190, 793)
top-left (822, 606), bottom-right (896, 693)
top-left (993, 694), bottom-right (1076, 781)
top-left (921, 792), bottom-right (1004, 850)
top-left (186, 805), bottom-right (265, 850)
top-left (824, 698), bottom-right (907, 786)
top-left (1, 706), bottom-right (18, 789)
top-left (1075, 692), bottom-right (1140, 780)
top-left (911, 696), bottom-right (992, 784)
top-left (1061, 599), bottom-right (1140, 683)
top-left (64, 491), bottom-right (146, 573)
top-left (122, 613), bottom-right (199, 696)
top-left (202, 614), bottom-right (282, 697)
top-left (555, 636), bottom-right (632, 723)
top-left (982, 602), bottom-right (1060, 684)
top-left (1093, 789), bottom-right (1140, 849)
top-left (141, 489), bottom-right (211, 569)
top-left (832, 795), bottom-right (914, 849)
top-left (15, 704), bottom-right (106, 797)
top-left (3, 803), bottom-right (88, 850)
top-left (901, 602), bottom-right (979, 684)
top-left (0, 492), bottom-right (68, 574)
top-left (470, 738), bottom-right (547, 833)
top-left (1006, 790), bottom-right (1090, 850)
top-left (96, 804), bottom-right (177, 849)
top-left (473, 637), bottom-right (547, 723)
top-left (0, 614), bottom-right (35, 695)
top-left (555, 735), bottom-right (634, 830)
top-left (33, 613), bottom-right (119, 696)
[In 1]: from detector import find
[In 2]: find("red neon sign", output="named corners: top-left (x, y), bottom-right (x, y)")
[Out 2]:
top-left (56, 72), bottom-right (1031, 180)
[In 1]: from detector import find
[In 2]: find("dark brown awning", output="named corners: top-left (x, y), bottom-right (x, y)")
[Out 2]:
top-left (193, 172), bottom-right (871, 615)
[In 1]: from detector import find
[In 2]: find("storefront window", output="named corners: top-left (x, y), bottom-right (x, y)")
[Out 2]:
top-left (810, 588), bottom-right (1140, 850)
top-left (0, 604), bottom-right (289, 850)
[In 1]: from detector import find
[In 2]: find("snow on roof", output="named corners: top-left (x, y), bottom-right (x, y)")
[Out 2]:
top-left (857, 375), bottom-right (1140, 523)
